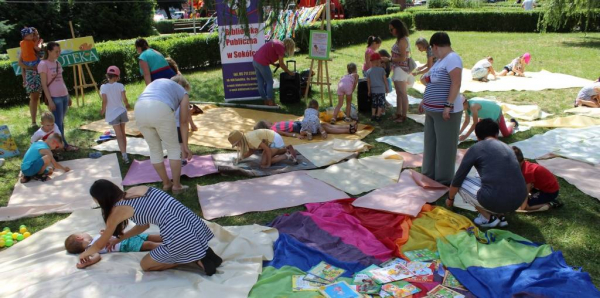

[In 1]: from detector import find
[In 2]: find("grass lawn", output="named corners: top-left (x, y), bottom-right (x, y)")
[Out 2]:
top-left (1, 30), bottom-right (599, 287)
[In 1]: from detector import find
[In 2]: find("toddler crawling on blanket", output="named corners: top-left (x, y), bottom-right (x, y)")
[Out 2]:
top-left (65, 231), bottom-right (162, 269)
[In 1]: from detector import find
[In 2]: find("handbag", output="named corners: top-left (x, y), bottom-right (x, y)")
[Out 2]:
top-left (408, 57), bottom-right (417, 72)
top-left (41, 61), bottom-right (59, 105)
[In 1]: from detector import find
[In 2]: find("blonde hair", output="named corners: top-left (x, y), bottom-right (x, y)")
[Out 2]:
top-left (64, 234), bottom-right (85, 254)
top-left (171, 74), bottom-right (190, 91)
top-left (283, 38), bottom-right (295, 57)
top-left (40, 111), bottom-right (55, 123)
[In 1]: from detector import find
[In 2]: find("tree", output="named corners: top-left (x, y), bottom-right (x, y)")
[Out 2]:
top-left (541, 0), bottom-right (600, 32)
top-left (157, 0), bottom-right (186, 19)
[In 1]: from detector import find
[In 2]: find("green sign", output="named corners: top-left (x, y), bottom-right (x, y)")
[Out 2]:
top-left (308, 30), bottom-right (331, 60)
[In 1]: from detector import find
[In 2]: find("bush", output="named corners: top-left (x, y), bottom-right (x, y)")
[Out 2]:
top-left (427, 0), bottom-right (450, 9)
top-left (295, 12), bottom-right (414, 51)
top-left (344, 0), bottom-right (396, 18)
top-left (154, 18), bottom-right (212, 34)
top-left (387, 7), bottom-right (402, 14)
top-left (0, 33), bottom-right (220, 106)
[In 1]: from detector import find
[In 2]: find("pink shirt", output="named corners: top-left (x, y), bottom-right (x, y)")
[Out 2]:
top-left (253, 40), bottom-right (285, 66)
top-left (38, 60), bottom-right (68, 97)
top-left (363, 47), bottom-right (375, 71)
top-left (270, 121), bottom-right (294, 132)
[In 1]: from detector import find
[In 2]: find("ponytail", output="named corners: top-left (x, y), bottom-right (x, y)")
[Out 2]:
top-left (367, 36), bottom-right (382, 47)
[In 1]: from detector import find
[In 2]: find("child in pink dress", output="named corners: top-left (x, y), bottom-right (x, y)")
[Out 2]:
top-left (332, 63), bottom-right (359, 124)
top-left (362, 36), bottom-right (382, 77)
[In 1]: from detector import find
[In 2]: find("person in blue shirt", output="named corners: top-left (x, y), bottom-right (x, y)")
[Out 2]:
top-left (20, 133), bottom-right (71, 183)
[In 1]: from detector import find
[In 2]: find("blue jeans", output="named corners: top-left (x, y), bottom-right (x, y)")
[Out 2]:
top-left (253, 60), bottom-right (274, 100)
top-left (51, 96), bottom-right (69, 147)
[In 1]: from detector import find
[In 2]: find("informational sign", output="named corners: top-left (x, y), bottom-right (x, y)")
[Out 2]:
top-left (308, 30), bottom-right (331, 60)
top-left (6, 36), bottom-right (99, 76)
top-left (216, 0), bottom-right (265, 102)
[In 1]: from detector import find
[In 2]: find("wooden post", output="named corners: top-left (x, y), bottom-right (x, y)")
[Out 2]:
top-left (68, 21), bottom-right (100, 106)
top-left (301, 6), bottom-right (333, 105)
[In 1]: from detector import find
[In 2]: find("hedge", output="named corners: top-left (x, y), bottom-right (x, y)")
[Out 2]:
top-left (154, 18), bottom-right (212, 34)
top-left (412, 10), bottom-right (600, 32)
top-left (387, 7), bottom-right (402, 14)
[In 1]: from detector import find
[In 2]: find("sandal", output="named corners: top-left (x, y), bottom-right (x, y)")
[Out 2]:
top-left (330, 118), bottom-right (337, 125)
top-left (510, 118), bottom-right (519, 129)
top-left (172, 185), bottom-right (190, 194)
top-left (320, 130), bottom-right (328, 139)
top-left (286, 145), bottom-right (298, 161)
top-left (344, 117), bottom-right (352, 123)
top-left (349, 123), bottom-right (357, 134)
top-left (20, 175), bottom-right (32, 184)
top-left (65, 145), bottom-right (79, 152)
top-left (306, 132), bottom-right (313, 141)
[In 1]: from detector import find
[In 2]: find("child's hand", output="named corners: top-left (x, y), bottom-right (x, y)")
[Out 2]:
top-left (445, 198), bottom-right (454, 208)
top-left (418, 102), bottom-right (424, 114)
top-left (125, 103), bottom-right (131, 110)
top-left (100, 109), bottom-right (105, 116)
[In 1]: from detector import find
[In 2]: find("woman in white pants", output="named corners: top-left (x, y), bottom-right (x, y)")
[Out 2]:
top-left (135, 75), bottom-right (192, 193)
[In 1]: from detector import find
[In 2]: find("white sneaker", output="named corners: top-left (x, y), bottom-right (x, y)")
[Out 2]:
top-left (498, 216), bottom-right (508, 228)
top-left (474, 214), bottom-right (500, 228)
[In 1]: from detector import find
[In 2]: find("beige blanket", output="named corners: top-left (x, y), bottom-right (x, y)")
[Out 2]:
top-left (536, 158), bottom-right (600, 202)
top-left (412, 69), bottom-right (593, 93)
top-left (564, 106), bottom-right (600, 118)
top-left (307, 150), bottom-right (404, 195)
top-left (521, 115), bottom-right (600, 128)
top-left (0, 154), bottom-right (122, 221)
top-left (0, 209), bottom-right (278, 298)
top-left (197, 171), bottom-right (348, 220)
top-left (80, 111), bottom-right (141, 136)
top-left (293, 139), bottom-right (372, 168)
top-left (352, 170), bottom-right (449, 217)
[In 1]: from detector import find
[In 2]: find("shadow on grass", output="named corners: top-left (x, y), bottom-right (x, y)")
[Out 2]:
top-left (561, 37), bottom-right (600, 49)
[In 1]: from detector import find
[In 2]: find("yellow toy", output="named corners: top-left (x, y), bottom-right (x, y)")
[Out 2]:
top-left (12, 232), bottom-right (18, 240)
top-left (19, 227), bottom-right (27, 234)
top-left (23, 232), bottom-right (31, 238)
top-left (0, 239), bottom-right (5, 248)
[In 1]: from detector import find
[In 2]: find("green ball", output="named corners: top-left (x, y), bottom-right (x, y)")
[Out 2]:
top-left (5, 240), bottom-right (13, 247)
top-left (16, 234), bottom-right (24, 241)
top-left (3, 227), bottom-right (10, 232)
top-left (19, 225), bottom-right (26, 229)
top-left (3, 235), bottom-right (11, 240)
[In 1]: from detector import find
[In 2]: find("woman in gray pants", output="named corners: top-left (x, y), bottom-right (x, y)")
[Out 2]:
top-left (418, 32), bottom-right (463, 185)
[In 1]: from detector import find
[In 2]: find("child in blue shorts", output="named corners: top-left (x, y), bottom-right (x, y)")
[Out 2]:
top-left (20, 133), bottom-right (70, 183)
top-left (65, 231), bottom-right (163, 269)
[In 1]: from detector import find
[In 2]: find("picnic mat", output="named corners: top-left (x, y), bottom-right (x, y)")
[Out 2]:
top-left (79, 111), bottom-right (141, 136)
top-left (536, 158), bottom-right (600, 202)
top-left (438, 229), bottom-right (600, 297)
top-left (521, 115), bottom-right (600, 128)
top-left (197, 171), bottom-right (348, 220)
top-left (307, 150), bottom-right (404, 195)
top-left (92, 137), bottom-right (166, 157)
top-left (212, 152), bottom-right (316, 177)
top-left (0, 209), bottom-right (278, 298)
top-left (0, 154), bottom-right (121, 221)
top-left (412, 69), bottom-right (593, 93)
top-left (121, 155), bottom-right (218, 186)
top-left (292, 139), bottom-right (371, 167)
top-left (352, 170), bottom-right (449, 217)
top-left (385, 93), bottom-right (423, 107)
top-left (565, 106), bottom-right (600, 118)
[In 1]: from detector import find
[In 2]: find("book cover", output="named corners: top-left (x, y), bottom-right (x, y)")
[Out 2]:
top-left (353, 273), bottom-right (381, 294)
top-left (380, 258), bottom-right (408, 268)
top-left (405, 261), bottom-right (433, 276)
top-left (292, 275), bottom-right (323, 291)
top-left (367, 263), bottom-right (414, 284)
top-left (427, 285), bottom-right (466, 298)
top-left (442, 271), bottom-right (466, 291)
top-left (319, 281), bottom-right (362, 298)
top-left (381, 281), bottom-right (421, 298)
top-left (308, 261), bottom-right (346, 283)
top-left (403, 248), bottom-right (438, 262)
top-left (303, 273), bottom-right (330, 284)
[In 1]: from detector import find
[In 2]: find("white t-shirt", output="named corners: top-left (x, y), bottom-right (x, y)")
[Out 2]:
top-left (89, 235), bottom-right (121, 254)
top-left (100, 82), bottom-right (127, 123)
top-left (473, 59), bottom-right (492, 70)
top-left (522, 0), bottom-right (535, 10)
top-left (423, 52), bottom-right (464, 113)
top-left (30, 123), bottom-right (61, 143)
top-left (577, 82), bottom-right (600, 100)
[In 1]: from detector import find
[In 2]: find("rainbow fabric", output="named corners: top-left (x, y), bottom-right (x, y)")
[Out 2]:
top-left (248, 199), bottom-right (600, 297)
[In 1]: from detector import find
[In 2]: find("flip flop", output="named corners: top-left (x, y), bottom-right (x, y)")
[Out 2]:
top-left (172, 185), bottom-right (190, 194)
top-left (89, 152), bottom-right (102, 159)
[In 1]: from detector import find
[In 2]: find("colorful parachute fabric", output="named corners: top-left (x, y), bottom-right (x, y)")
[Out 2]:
top-left (263, 5), bottom-right (325, 41)
top-left (249, 200), bottom-right (600, 297)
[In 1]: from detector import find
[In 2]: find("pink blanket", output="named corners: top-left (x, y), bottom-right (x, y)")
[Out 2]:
top-left (352, 170), bottom-right (449, 216)
top-left (197, 171), bottom-right (348, 220)
top-left (122, 155), bottom-right (218, 186)
top-left (397, 149), bottom-right (467, 169)
top-left (536, 158), bottom-right (600, 202)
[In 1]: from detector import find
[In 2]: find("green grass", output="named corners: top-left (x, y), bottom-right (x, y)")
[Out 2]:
top-left (1, 30), bottom-right (599, 287)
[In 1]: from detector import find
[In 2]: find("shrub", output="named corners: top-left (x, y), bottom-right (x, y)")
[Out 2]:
top-left (387, 7), bottom-right (402, 14)
top-left (344, 0), bottom-right (396, 18)
top-left (427, 0), bottom-right (450, 9)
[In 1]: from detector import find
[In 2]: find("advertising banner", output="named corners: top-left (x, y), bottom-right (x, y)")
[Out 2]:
top-left (216, 0), bottom-right (265, 101)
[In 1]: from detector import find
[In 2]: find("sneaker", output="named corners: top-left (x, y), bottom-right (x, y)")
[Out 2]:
top-left (498, 215), bottom-right (508, 228)
top-left (474, 214), bottom-right (500, 228)
top-left (123, 156), bottom-right (131, 164)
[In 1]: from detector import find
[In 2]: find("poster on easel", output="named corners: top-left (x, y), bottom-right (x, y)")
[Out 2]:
top-left (216, 0), bottom-right (265, 102)
top-left (308, 30), bottom-right (331, 60)
top-left (6, 36), bottom-right (99, 76)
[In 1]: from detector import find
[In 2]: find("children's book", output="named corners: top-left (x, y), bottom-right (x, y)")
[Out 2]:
top-left (319, 281), bottom-right (362, 298)
top-left (405, 261), bottom-right (433, 276)
top-left (403, 248), bottom-right (438, 262)
top-left (303, 273), bottom-right (330, 284)
top-left (442, 271), bottom-right (466, 291)
top-left (353, 273), bottom-right (381, 294)
top-left (367, 263), bottom-right (414, 284)
top-left (427, 285), bottom-right (466, 298)
top-left (357, 264), bottom-right (381, 274)
top-left (381, 281), bottom-right (421, 298)
top-left (380, 258), bottom-right (408, 268)
top-left (292, 275), bottom-right (323, 291)
top-left (308, 261), bottom-right (346, 283)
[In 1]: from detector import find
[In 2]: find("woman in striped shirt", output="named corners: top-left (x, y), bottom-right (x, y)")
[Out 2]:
top-left (418, 32), bottom-right (464, 185)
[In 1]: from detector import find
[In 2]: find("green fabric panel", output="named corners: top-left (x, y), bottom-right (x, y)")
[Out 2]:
top-left (437, 229), bottom-right (553, 270)
top-left (468, 99), bottom-right (502, 120)
top-left (248, 266), bottom-right (353, 298)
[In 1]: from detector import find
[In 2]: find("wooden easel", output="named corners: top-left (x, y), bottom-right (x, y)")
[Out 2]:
top-left (69, 21), bottom-right (99, 107)
top-left (303, 9), bottom-right (332, 106)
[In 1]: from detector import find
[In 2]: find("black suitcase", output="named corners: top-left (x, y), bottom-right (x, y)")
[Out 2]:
top-left (279, 60), bottom-right (301, 104)
top-left (357, 78), bottom-right (371, 113)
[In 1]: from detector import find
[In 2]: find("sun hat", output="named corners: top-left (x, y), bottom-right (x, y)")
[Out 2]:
top-left (522, 52), bottom-right (531, 64)
top-left (228, 130), bottom-right (248, 164)
top-left (370, 52), bottom-right (382, 61)
top-left (106, 66), bottom-right (121, 76)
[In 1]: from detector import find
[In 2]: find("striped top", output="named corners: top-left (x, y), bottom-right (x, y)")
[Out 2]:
top-left (115, 187), bottom-right (214, 264)
top-left (391, 37), bottom-right (411, 71)
top-left (271, 121), bottom-right (294, 132)
top-left (423, 52), bottom-right (463, 113)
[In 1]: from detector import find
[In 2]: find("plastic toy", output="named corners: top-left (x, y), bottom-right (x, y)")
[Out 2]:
top-left (12, 233), bottom-right (18, 240)
top-left (5, 240), bottom-right (13, 247)
top-left (16, 234), bottom-right (24, 241)
top-left (19, 227), bottom-right (27, 234)
top-left (23, 232), bottom-right (31, 238)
